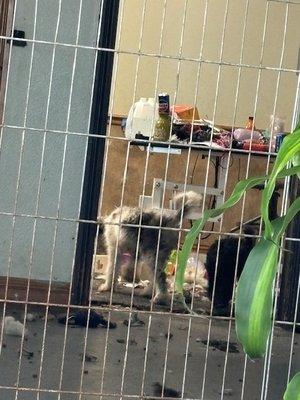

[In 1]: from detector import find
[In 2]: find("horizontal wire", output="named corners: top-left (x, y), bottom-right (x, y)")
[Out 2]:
top-left (0, 122), bottom-right (280, 158)
top-left (268, 0), bottom-right (300, 3)
top-left (0, 34), bottom-right (299, 74)
top-left (0, 210), bottom-right (300, 243)
top-left (0, 385), bottom-right (198, 400)
top-left (0, 298), bottom-right (299, 328)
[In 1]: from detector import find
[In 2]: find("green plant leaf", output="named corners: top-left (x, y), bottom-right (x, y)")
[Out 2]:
top-left (261, 127), bottom-right (300, 239)
top-left (235, 236), bottom-right (278, 359)
top-left (291, 119), bottom-right (300, 179)
top-left (292, 151), bottom-right (300, 180)
top-left (274, 196), bottom-right (300, 241)
top-left (175, 165), bottom-right (300, 294)
top-left (235, 197), bottom-right (300, 359)
top-left (175, 175), bottom-right (264, 293)
top-left (284, 372), bottom-right (300, 400)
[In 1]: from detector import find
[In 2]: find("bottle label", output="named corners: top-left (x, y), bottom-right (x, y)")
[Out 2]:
top-left (158, 93), bottom-right (170, 114)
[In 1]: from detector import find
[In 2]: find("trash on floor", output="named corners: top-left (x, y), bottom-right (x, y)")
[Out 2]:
top-left (121, 280), bottom-right (150, 289)
top-left (201, 339), bottom-right (239, 353)
top-left (123, 312), bottom-right (145, 327)
top-left (41, 313), bottom-right (55, 321)
top-left (24, 313), bottom-right (36, 322)
top-left (57, 309), bottom-right (117, 329)
top-left (3, 316), bottom-right (28, 337)
top-left (19, 347), bottom-right (34, 359)
top-left (82, 352), bottom-right (98, 363)
top-left (166, 252), bottom-right (208, 299)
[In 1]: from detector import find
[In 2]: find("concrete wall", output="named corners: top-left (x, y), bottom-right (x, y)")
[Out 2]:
top-left (0, 0), bottom-right (101, 282)
top-left (112, 0), bottom-right (300, 129)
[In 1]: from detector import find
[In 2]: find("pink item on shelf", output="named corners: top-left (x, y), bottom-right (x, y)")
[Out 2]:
top-left (214, 131), bottom-right (232, 148)
top-left (233, 128), bottom-right (261, 141)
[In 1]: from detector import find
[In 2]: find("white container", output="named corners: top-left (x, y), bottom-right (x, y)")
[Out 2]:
top-left (125, 97), bottom-right (158, 140)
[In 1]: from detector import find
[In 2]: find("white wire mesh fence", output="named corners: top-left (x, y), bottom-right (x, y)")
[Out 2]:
top-left (0, 0), bottom-right (299, 399)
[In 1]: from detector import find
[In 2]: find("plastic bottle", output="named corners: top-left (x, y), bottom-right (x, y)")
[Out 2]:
top-left (153, 93), bottom-right (171, 141)
top-left (124, 98), bottom-right (158, 140)
top-left (269, 115), bottom-right (285, 152)
top-left (245, 116), bottom-right (255, 130)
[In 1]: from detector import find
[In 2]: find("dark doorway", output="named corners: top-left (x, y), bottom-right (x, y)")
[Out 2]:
top-left (72, 0), bottom-right (120, 305)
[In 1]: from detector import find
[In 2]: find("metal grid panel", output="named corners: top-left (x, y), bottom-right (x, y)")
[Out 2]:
top-left (0, 0), bottom-right (299, 399)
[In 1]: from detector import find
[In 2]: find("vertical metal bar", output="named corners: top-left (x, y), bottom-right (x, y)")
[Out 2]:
top-left (0, 0), bottom-right (18, 355)
top-left (218, 1), bottom-right (251, 398)
top-left (10, 0), bottom-right (39, 397)
top-left (260, 3), bottom-right (291, 399)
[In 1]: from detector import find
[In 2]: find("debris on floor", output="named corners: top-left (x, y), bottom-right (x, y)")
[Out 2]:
top-left (201, 339), bottom-right (239, 353)
top-left (164, 333), bottom-right (173, 340)
top-left (165, 252), bottom-right (208, 299)
top-left (221, 388), bottom-right (233, 396)
top-left (152, 382), bottom-right (181, 398)
top-left (3, 316), bottom-right (28, 337)
top-left (24, 313), bottom-right (36, 322)
top-left (19, 347), bottom-right (34, 359)
top-left (81, 352), bottom-right (98, 363)
top-left (121, 280), bottom-right (150, 289)
top-left (41, 313), bottom-right (55, 321)
top-left (57, 309), bottom-right (116, 329)
top-left (123, 312), bottom-right (145, 327)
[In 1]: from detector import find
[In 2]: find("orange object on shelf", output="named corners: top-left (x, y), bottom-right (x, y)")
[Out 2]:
top-left (245, 116), bottom-right (256, 130)
top-left (171, 105), bottom-right (200, 122)
top-left (242, 142), bottom-right (269, 152)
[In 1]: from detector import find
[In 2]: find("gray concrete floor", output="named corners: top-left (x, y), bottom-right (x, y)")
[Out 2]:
top-left (0, 305), bottom-right (299, 400)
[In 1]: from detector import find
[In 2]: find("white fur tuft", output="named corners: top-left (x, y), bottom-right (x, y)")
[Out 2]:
top-left (3, 316), bottom-right (28, 337)
top-left (173, 191), bottom-right (203, 209)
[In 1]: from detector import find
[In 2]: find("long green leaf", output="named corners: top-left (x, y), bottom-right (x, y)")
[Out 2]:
top-left (262, 128), bottom-right (300, 239)
top-left (175, 165), bottom-right (300, 294)
top-left (235, 237), bottom-right (278, 359)
top-left (291, 120), bottom-right (300, 179)
top-left (292, 151), bottom-right (300, 180)
top-left (235, 198), bottom-right (300, 359)
top-left (274, 197), bottom-right (300, 241)
top-left (284, 373), bottom-right (300, 400)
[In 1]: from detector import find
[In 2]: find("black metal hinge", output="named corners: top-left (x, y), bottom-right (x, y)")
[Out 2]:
top-left (7, 29), bottom-right (27, 47)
